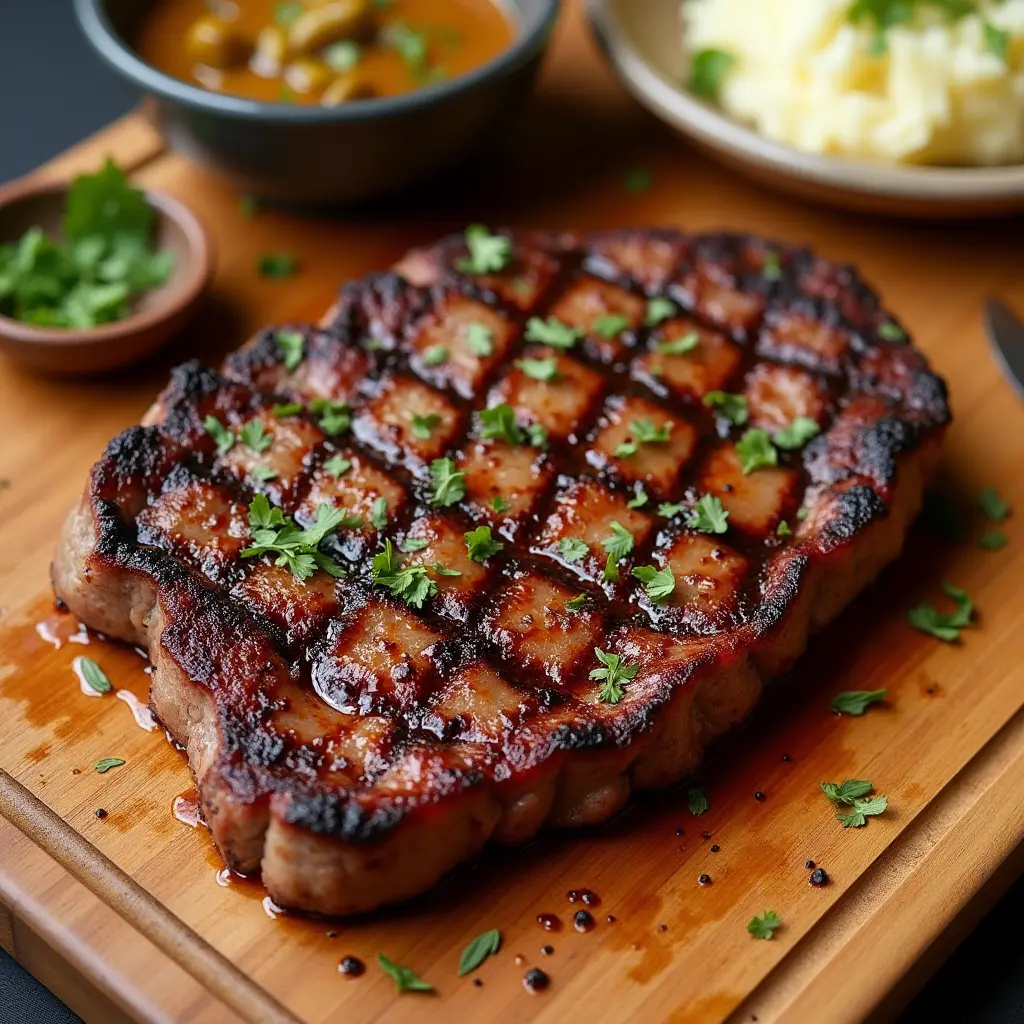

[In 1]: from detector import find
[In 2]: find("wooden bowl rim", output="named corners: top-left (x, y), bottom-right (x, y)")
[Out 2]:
top-left (0, 177), bottom-right (213, 349)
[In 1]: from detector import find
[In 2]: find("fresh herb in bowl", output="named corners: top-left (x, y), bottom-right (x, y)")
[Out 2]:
top-left (0, 159), bottom-right (175, 329)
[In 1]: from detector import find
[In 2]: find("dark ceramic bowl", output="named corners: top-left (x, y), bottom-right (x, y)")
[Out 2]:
top-left (75, 0), bottom-right (560, 206)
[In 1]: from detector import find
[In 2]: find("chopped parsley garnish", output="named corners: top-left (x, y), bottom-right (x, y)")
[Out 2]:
top-left (370, 496), bottom-right (388, 529)
top-left (773, 417), bottom-right (820, 450)
top-left (627, 487), bottom-right (649, 510)
top-left (515, 356), bottom-right (559, 382)
top-left (747, 910), bottom-right (781, 940)
top-left (275, 329), bottom-right (305, 371)
top-left (601, 522), bottom-right (635, 560)
top-left (702, 391), bottom-right (749, 426)
top-left (239, 420), bottom-right (272, 453)
top-left (464, 321), bottom-right (494, 357)
top-left (986, 21), bottom-right (1010, 60)
top-left (877, 320), bottom-right (906, 341)
top-left (736, 428), bottom-right (778, 473)
top-left (76, 657), bottom-right (111, 694)
top-left (257, 252), bottom-right (297, 278)
top-left (491, 495), bottom-right (510, 513)
top-left (371, 539), bottom-right (437, 608)
top-left (820, 779), bottom-right (887, 828)
top-left (687, 786), bottom-right (709, 815)
top-left (645, 297), bottom-right (675, 326)
top-left (559, 537), bottom-right (590, 563)
top-left (309, 398), bottom-right (350, 436)
top-left (796, 505), bottom-right (809, 520)
top-left (632, 564), bottom-right (676, 603)
top-left (401, 538), bottom-right (429, 552)
top-left (456, 224), bottom-right (511, 275)
top-left (526, 423), bottom-right (548, 449)
top-left (422, 344), bottom-right (448, 367)
top-left (590, 648), bottom-right (638, 704)
top-left (431, 562), bottom-right (462, 577)
top-left (479, 403), bottom-right (524, 445)
top-left (686, 494), bottom-right (729, 534)
top-left (688, 48), bottom-right (735, 99)
top-left (429, 457), bottom-right (466, 507)
top-left (381, 20), bottom-right (432, 78)
top-left (377, 953), bottom-right (434, 994)
top-left (323, 455), bottom-right (351, 477)
top-left (411, 413), bottom-right (442, 440)
top-left (659, 502), bottom-right (683, 517)
top-left (458, 929), bottom-right (501, 977)
top-left (830, 688), bottom-right (887, 716)
top-left (615, 419), bottom-right (673, 458)
top-left (241, 494), bottom-right (345, 581)
top-left (324, 39), bottom-right (362, 73)
top-left (761, 251), bottom-right (782, 281)
top-left (776, 520), bottom-right (792, 537)
top-left (593, 313), bottom-right (631, 338)
top-left (908, 581), bottom-right (974, 642)
top-left (656, 332), bottom-right (700, 356)
top-left (273, 402), bottom-right (303, 418)
top-left (203, 416), bottom-right (235, 455)
top-left (565, 594), bottom-right (588, 613)
top-left (979, 486), bottom-right (1011, 523)
top-left (465, 525), bottom-right (503, 562)
top-left (274, 1), bottom-right (302, 26)
top-left (251, 465), bottom-right (278, 483)
top-left (979, 530), bottom-right (1008, 550)
top-left (624, 166), bottom-right (653, 194)
top-left (524, 315), bottom-right (582, 349)
top-left (95, 757), bottom-right (125, 774)
top-left (602, 553), bottom-right (621, 582)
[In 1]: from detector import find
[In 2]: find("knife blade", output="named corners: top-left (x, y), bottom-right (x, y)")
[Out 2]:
top-left (984, 298), bottom-right (1024, 401)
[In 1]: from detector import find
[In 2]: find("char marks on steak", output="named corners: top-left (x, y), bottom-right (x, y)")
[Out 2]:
top-left (52, 229), bottom-right (949, 915)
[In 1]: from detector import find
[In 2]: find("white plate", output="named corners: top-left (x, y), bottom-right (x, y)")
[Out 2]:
top-left (587, 0), bottom-right (1024, 218)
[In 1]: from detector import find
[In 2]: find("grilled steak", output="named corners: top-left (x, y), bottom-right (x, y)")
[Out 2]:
top-left (53, 228), bottom-right (949, 915)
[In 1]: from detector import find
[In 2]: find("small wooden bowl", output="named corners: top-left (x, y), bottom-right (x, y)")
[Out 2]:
top-left (0, 178), bottom-right (212, 373)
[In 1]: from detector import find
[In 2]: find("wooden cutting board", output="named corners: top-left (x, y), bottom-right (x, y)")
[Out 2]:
top-left (2, 4), bottom-right (1024, 1022)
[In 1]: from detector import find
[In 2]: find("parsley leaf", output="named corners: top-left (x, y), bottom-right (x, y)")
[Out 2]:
top-left (401, 537), bottom-right (429, 552)
top-left (491, 496), bottom-right (510, 514)
top-left (761, 251), bottom-right (782, 281)
top-left (456, 224), bottom-right (511, 275)
top-left (687, 786), bottom-right (709, 815)
top-left (687, 494), bottom-right (729, 534)
top-left (76, 656), bottom-right (112, 694)
top-left (274, 1), bottom-right (303, 26)
top-left (94, 757), bottom-right (125, 773)
top-left (431, 562), bottom-right (462, 577)
top-left (324, 39), bottom-right (362, 73)
top-left (524, 316), bottom-right (582, 349)
top-left (979, 486), bottom-right (1011, 523)
top-left (589, 648), bottom-right (639, 703)
top-left (747, 910), bottom-right (781, 940)
top-left (559, 537), bottom-right (590, 563)
top-left (377, 953), bottom-right (434, 993)
top-left (601, 522), bottom-right (635, 561)
top-left (323, 455), bottom-right (351, 477)
top-left (370, 496), bottom-right (388, 530)
top-left (239, 420), bottom-right (272, 453)
top-left (371, 539), bottom-right (437, 608)
top-left (979, 530), bottom-right (1008, 550)
top-left (830, 688), bottom-right (887, 716)
top-left (615, 418), bottom-right (673, 458)
top-left (429, 458), bottom-right (466, 507)
top-left (632, 564), bottom-right (676, 603)
top-left (241, 495), bottom-right (345, 580)
top-left (464, 321), bottom-right (494, 357)
top-left (602, 553), bottom-right (621, 582)
top-left (704, 389), bottom-right (753, 425)
top-left (773, 417), bottom-right (820, 450)
top-left (985, 21), bottom-right (1010, 60)
top-left (251, 465), bottom-right (278, 482)
top-left (627, 487), bottom-right (649, 509)
top-left (422, 344), bottom-right (448, 366)
top-left (656, 332), bottom-right (700, 356)
top-left (658, 502), bottom-right (683, 517)
top-left (203, 415), bottom-right (235, 455)
top-left (478, 403), bottom-right (524, 445)
top-left (465, 525), bottom-right (503, 562)
top-left (64, 158), bottom-right (153, 243)
top-left (458, 929), bottom-right (501, 976)
top-left (411, 413), bottom-right (442, 440)
top-left (565, 594), bottom-right (588, 613)
top-left (821, 779), bottom-right (888, 828)
top-left (309, 398), bottom-right (350, 436)
top-left (645, 297), bottom-right (675, 326)
top-left (736, 429), bottom-right (778, 473)
top-left (593, 313), bottom-right (631, 338)
top-left (908, 581), bottom-right (974, 642)
top-left (275, 329), bottom-right (305, 371)
top-left (526, 423), bottom-right (548, 449)
top-left (776, 520), bottom-right (792, 537)
top-left (515, 356), bottom-right (559, 382)
top-left (820, 779), bottom-right (874, 805)
top-left (689, 48), bottom-right (735, 99)
top-left (878, 320), bottom-right (906, 341)
top-left (257, 252), bottom-right (297, 278)
top-left (273, 402), bottom-right (303, 418)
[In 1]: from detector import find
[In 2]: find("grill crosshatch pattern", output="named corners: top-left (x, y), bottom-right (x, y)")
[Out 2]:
top-left (52, 228), bottom-right (950, 916)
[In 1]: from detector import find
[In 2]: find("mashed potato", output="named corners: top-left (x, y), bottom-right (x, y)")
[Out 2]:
top-left (682, 0), bottom-right (1024, 165)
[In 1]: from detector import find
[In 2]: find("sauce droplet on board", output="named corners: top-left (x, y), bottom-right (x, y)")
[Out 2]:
top-left (338, 956), bottom-right (365, 978)
top-left (172, 790), bottom-right (203, 828)
top-left (573, 910), bottom-right (594, 933)
top-left (523, 968), bottom-right (549, 993)
top-left (37, 616), bottom-right (90, 650)
top-left (809, 868), bottom-right (830, 887)
top-left (536, 913), bottom-right (561, 931)
top-left (117, 689), bottom-right (158, 731)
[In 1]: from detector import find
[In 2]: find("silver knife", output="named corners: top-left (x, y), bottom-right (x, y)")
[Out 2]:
top-left (985, 298), bottom-right (1024, 401)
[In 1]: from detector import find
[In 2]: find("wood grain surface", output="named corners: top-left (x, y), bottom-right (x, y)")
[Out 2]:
top-left (1, 4), bottom-right (1023, 1022)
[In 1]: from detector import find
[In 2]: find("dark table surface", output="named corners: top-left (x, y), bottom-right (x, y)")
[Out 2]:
top-left (1, 3), bottom-right (1023, 1023)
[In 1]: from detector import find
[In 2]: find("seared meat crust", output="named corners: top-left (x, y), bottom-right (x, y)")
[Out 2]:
top-left (53, 229), bottom-right (949, 915)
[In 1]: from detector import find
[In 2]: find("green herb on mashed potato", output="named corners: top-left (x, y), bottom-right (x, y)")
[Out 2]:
top-left (682, 0), bottom-right (1024, 164)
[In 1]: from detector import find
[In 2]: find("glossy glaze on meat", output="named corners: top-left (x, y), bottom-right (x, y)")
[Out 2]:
top-left (52, 229), bottom-right (949, 915)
